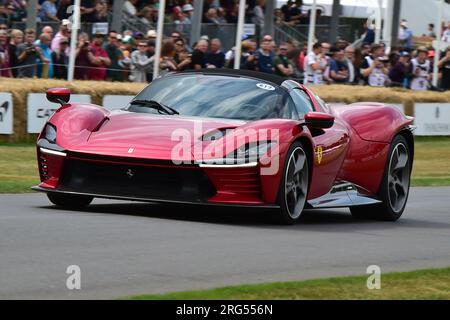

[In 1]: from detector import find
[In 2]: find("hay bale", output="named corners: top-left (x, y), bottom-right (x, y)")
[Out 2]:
top-left (0, 78), bottom-right (449, 142)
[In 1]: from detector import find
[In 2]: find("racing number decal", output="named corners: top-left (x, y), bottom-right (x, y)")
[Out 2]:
top-left (315, 146), bottom-right (323, 165)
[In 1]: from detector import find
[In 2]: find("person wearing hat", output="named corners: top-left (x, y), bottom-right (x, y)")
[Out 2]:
top-left (173, 5), bottom-right (191, 34)
top-left (51, 19), bottom-right (71, 54)
top-left (147, 29), bottom-right (157, 39)
top-left (182, 4), bottom-right (194, 19)
top-left (408, 46), bottom-right (431, 91)
top-left (398, 20), bottom-right (413, 50)
top-left (120, 34), bottom-right (135, 63)
top-left (52, 37), bottom-right (69, 79)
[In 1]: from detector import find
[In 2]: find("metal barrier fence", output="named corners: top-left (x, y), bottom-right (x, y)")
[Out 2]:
top-left (10, 21), bottom-right (106, 37)
top-left (7, 21), bottom-right (352, 51)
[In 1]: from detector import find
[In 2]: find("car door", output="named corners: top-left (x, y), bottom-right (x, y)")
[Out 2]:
top-left (291, 88), bottom-right (350, 199)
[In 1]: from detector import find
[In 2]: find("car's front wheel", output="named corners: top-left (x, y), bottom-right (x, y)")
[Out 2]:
top-left (47, 193), bottom-right (93, 209)
top-left (277, 142), bottom-right (309, 225)
top-left (351, 135), bottom-right (412, 221)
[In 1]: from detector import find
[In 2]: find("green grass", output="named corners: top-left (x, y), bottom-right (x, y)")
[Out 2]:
top-left (0, 137), bottom-right (449, 193)
top-left (127, 267), bottom-right (450, 300)
top-left (0, 144), bottom-right (39, 193)
top-left (412, 137), bottom-right (450, 187)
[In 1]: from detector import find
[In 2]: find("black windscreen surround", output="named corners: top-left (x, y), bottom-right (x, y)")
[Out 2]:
top-left (128, 74), bottom-right (295, 121)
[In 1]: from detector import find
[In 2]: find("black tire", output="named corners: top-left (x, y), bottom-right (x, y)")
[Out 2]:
top-left (351, 135), bottom-right (412, 221)
top-left (277, 141), bottom-right (310, 225)
top-left (47, 193), bottom-right (93, 209)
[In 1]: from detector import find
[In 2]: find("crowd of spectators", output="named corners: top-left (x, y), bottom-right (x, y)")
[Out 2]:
top-left (0, 1), bottom-right (312, 29)
top-left (0, 0), bottom-right (112, 24)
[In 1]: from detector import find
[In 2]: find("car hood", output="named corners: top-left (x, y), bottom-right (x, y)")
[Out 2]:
top-left (68, 111), bottom-right (246, 161)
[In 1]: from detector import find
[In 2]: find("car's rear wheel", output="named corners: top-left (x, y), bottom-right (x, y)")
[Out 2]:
top-left (350, 135), bottom-right (412, 221)
top-left (47, 193), bottom-right (93, 209)
top-left (277, 142), bottom-right (309, 225)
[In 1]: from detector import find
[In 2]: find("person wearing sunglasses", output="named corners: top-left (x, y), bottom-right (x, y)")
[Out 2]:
top-left (130, 41), bottom-right (154, 82)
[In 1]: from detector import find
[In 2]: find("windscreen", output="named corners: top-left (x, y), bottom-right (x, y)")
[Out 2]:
top-left (128, 74), bottom-right (293, 121)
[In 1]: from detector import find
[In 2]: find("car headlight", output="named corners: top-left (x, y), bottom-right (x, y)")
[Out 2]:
top-left (197, 141), bottom-right (277, 167)
top-left (229, 141), bottom-right (276, 162)
top-left (43, 123), bottom-right (57, 144)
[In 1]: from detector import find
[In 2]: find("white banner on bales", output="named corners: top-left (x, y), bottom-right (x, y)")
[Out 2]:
top-left (0, 93), bottom-right (13, 134)
top-left (27, 94), bottom-right (91, 134)
top-left (414, 103), bottom-right (450, 136)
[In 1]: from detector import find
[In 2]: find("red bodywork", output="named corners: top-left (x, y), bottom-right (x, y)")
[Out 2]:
top-left (36, 80), bottom-right (413, 208)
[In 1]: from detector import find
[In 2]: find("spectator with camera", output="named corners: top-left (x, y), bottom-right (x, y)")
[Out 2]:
top-left (16, 29), bottom-right (49, 78)
top-left (408, 46), bottom-right (432, 91)
top-left (361, 44), bottom-right (390, 87)
top-left (74, 32), bottom-right (96, 80)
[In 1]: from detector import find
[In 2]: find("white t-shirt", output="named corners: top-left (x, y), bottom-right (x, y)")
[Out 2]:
top-left (410, 58), bottom-right (430, 91)
top-left (442, 28), bottom-right (450, 44)
top-left (304, 52), bottom-right (324, 85)
top-left (365, 56), bottom-right (388, 87)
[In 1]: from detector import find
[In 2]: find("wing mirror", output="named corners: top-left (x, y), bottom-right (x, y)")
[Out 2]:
top-left (304, 112), bottom-right (335, 129)
top-left (46, 88), bottom-right (71, 106)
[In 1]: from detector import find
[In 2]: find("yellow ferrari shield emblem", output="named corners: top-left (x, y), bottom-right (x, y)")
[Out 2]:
top-left (316, 146), bottom-right (323, 165)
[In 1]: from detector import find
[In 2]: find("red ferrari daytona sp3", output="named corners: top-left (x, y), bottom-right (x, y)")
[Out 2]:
top-left (33, 70), bottom-right (414, 224)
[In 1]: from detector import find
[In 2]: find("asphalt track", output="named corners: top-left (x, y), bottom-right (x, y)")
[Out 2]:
top-left (0, 187), bottom-right (449, 299)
